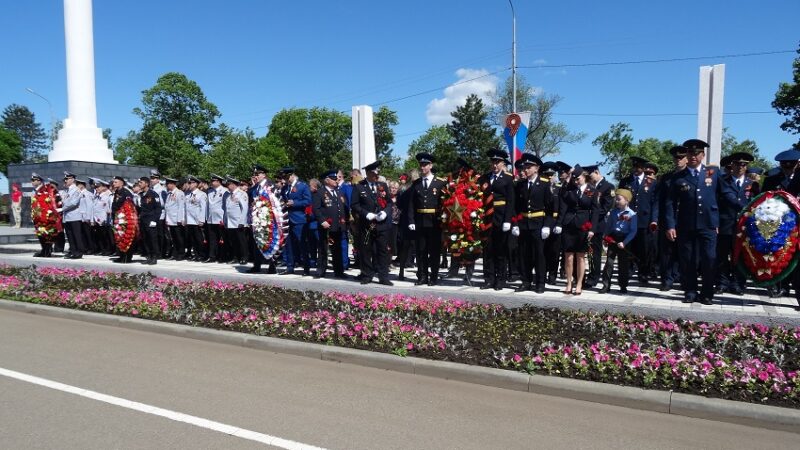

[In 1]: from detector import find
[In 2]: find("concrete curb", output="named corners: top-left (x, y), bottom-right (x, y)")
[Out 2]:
top-left (1, 299), bottom-right (799, 434)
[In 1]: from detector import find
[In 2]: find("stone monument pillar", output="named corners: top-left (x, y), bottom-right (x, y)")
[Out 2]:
top-left (697, 64), bottom-right (725, 166)
top-left (49, 0), bottom-right (116, 163)
top-left (352, 105), bottom-right (376, 174)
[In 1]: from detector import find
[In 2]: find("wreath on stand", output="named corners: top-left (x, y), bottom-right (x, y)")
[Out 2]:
top-left (252, 185), bottom-right (285, 260)
top-left (733, 190), bottom-right (800, 286)
top-left (31, 185), bottom-right (62, 243)
top-left (114, 198), bottom-right (139, 253)
top-left (440, 169), bottom-right (485, 264)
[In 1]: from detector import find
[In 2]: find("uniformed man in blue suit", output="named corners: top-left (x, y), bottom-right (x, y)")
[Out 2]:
top-left (665, 139), bottom-right (734, 304)
top-left (618, 157), bottom-right (659, 286)
top-left (280, 167), bottom-right (312, 275)
top-left (716, 152), bottom-right (758, 295)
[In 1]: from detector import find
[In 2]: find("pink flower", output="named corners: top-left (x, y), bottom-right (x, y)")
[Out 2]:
top-left (512, 354), bottom-right (522, 363)
top-left (406, 342), bottom-right (414, 350)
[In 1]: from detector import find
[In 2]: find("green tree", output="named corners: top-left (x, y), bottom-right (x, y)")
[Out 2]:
top-left (447, 94), bottom-right (500, 173)
top-left (373, 106), bottom-right (400, 178)
top-left (202, 125), bottom-right (286, 181)
top-left (265, 107), bottom-right (351, 181)
top-left (0, 104), bottom-right (48, 162)
top-left (772, 42), bottom-right (800, 148)
top-left (404, 125), bottom-right (455, 174)
top-left (592, 122), bottom-right (634, 181)
top-left (491, 75), bottom-right (585, 159)
top-left (115, 72), bottom-right (221, 176)
top-left (0, 127), bottom-right (24, 176)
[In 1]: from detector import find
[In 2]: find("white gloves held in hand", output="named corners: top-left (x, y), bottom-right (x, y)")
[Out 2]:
top-left (502, 222), bottom-right (511, 232)
top-left (366, 213), bottom-right (376, 221)
top-left (377, 211), bottom-right (387, 222)
top-left (553, 226), bottom-right (562, 235)
top-left (511, 226), bottom-right (520, 237)
top-left (149, 221), bottom-right (157, 227)
top-left (408, 224), bottom-right (416, 231)
top-left (541, 227), bottom-right (551, 240)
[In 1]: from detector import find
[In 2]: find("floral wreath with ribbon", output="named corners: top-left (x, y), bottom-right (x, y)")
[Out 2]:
top-left (733, 190), bottom-right (800, 286)
top-left (440, 168), bottom-right (485, 263)
top-left (251, 184), bottom-right (285, 260)
top-left (114, 198), bottom-right (139, 253)
top-left (31, 184), bottom-right (62, 243)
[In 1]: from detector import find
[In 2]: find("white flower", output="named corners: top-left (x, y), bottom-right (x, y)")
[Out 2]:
top-left (754, 198), bottom-right (789, 223)
top-left (470, 211), bottom-right (477, 218)
top-left (450, 234), bottom-right (458, 241)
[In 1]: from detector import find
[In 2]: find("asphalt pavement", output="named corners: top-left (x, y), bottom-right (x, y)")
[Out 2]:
top-left (1, 309), bottom-right (798, 449)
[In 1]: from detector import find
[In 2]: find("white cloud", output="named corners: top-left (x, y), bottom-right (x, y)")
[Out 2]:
top-left (425, 68), bottom-right (498, 125)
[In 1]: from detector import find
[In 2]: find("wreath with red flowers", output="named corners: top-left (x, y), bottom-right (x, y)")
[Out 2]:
top-left (440, 169), bottom-right (485, 262)
top-left (31, 185), bottom-right (62, 243)
top-left (733, 190), bottom-right (800, 286)
top-left (113, 198), bottom-right (139, 253)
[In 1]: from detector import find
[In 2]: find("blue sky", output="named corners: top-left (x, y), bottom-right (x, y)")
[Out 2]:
top-left (1, 0), bottom-right (798, 192)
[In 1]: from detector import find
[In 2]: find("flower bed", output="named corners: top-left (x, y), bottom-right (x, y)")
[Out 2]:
top-left (0, 264), bottom-right (798, 408)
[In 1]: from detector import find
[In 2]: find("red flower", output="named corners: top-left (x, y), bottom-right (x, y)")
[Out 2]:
top-left (706, 168), bottom-right (714, 178)
top-left (581, 221), bottom-right (593, 232)
top-left (603, 235), bottom-right (616, 245)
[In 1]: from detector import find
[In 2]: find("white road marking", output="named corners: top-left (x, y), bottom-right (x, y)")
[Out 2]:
top-left (0, 366), bottom-right (326, 450)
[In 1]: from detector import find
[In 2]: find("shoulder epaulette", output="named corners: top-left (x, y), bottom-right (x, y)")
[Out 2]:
top-left (504, 171), bottom-right (513, 176)
top-left (436, 177), bottom-right (446, 182)
top-left (540, 176), bottom-right (550, 182)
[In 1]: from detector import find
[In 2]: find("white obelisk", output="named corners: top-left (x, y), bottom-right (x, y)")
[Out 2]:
top-left (50, 0), bottom-right (116, 163)
top-left (352, 105), bottom-right (376, 174)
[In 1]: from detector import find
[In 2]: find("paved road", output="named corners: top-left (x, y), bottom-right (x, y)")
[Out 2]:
top-left (2, 249), bottom-right (800, 327)
top-left (1, 309), bottom-right (797, 449)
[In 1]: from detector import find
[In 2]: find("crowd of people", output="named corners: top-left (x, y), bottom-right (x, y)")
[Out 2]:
top-left (25, 137), bottom-right (800, 309)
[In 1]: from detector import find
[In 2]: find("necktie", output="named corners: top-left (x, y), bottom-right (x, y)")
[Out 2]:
top-left (737, 179), bottom-right (742, 188)
top-left (370, 183), bottom-right (375, 193)
top-left (423, 178), bottom-right (428, 190)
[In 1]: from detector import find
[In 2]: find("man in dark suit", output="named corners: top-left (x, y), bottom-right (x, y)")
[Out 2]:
top-left (716, 152), bottom-right (758, 295)
top-left (657, 145), bottom-right (688, 291)
top-left (618, 157), bottom-right (659, 286)
top-left (279, 167), bottom-right (312, 275)
top-left (313, 170), bottom-right (349, 279)
top-left (479, 149), bottom-right (515, 290)
top-left (406, 152), bottom-right (447, 286)
top-left (665, 139), bottom-right (735, 304)
top-left (350, 161), bottom-right (394, 285)
top-left (585, 165), bottom-right (616, 288)
top-left (512, 153), bottom-right (554, 293)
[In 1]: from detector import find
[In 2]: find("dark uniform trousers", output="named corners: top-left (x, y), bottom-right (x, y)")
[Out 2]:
top-left (483, 228), bottom-right (508, 285)
top-left (140, 221), bottom-right (160, 259)
top-left (716, 233), bottom-right (746, 291)
top-left (603, 238), bottom-right (632, 289)
top-left (207, 223), bottom-right (224, 260)
top-left (659, 229), bottom-right (680, 286)
top-left (631, 228), bottom-right (657, 281)
top-left (678, 228), bottom-right (716, 298)
top-left (415, 225), bottom-right (442, 282)
top-left (64, 221), bottom-right (86, 256)
top-left (519, 223), bottom-right (546, 286)
top-left (318, 229), bottom-right (344, 276)
top-left (169, 225), bottom-right (186, 259)
top-left (187, 225), bottom-right (205, 259)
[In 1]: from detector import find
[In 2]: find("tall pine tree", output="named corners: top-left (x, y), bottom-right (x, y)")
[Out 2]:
top-left (1, 104), bottom-right (48, 163)
top-left (446, 94), bottom-right (501, 174)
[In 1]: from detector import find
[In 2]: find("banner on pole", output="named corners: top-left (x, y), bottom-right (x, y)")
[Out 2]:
top-left (503, 112), bottom-right (530, 175)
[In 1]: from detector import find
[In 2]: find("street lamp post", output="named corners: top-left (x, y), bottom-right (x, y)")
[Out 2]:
top-left (25, 87), bottom-right (57, 152)
top-left (509, 0), bottom-right (516, 115)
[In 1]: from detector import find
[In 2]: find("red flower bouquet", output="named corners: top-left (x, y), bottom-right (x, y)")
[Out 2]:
top-left (581, 221), bottom-right (593, 232)
top-left (31, 185), bottom-right (62, 243)
top-left (113, 198), bottom-right (139, 253)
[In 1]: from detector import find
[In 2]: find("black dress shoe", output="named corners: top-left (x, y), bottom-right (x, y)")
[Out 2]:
top-left (414, 279), bottom-right (428, 286)
top-left (312, 274), bottom-right (323, 279)
top-left (515, 284), bottom-right (531, 292)
top-left (598, 284), bottom-right (611, 294)
top-left (480, 282), bottom-right (494, 290)
top-left (334, 273), bottom-right (349, 279)
top-left (246, 267), bottom-right (261, 274)
top-left (279, 270), bottom-right (295, 275)
top-left (33, 251), bottom-right (44, 258)
top-left (360, 279), bottom-right (371, 285)
top-left (715, 286), bottom-right (726, 295)
top-left (730, 287), bottom-right (744, 296)
top-left (266, 266), bottom-right (277, 274)
top-left (698, 296), bottom-right (713, 305)
top-left (659, 283), bottom-right (671, 292)
top-left (494, 282), bottom-right (506, 291)
top-left (547, 274), bottom-right (557, 285)
top-left (682, 293), bottom-right (696, 304)
top-left (378, 279), bottom-right (393, 286)
top-left (619, 286), bottom-right (628, 294)
top-left (428, 280), bottom-right (437, 286)
top-left (147, 258), bottom-right (157, 265)
top-left (68, 254), bottom-right (83, 259)
top-left (535, 285), bottom-right (545, 294)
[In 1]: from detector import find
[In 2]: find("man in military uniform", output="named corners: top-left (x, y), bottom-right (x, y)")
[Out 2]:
top-left (313, 170), bottom-right (349, 279)
top-left (760, 149), bottom-right (800, 297)
top-left (185, 176), bottom-right (208, 261)
top-left (61, 172), bottom-right (86, 259)
top-left (280, 167), bottom-right (312, 275)
top-left (657, 145), bottom-right (688, 291)
top-left (90, 179), bottom-right (113, 256)
top-left (111, 176), bottom-right (135, 263)
top-left (716, 152), bottom-right (757, 295)
top-left (223, 177), bottom-right (249, 264)
top-left (618, 157), bottom-right (659, 286)
top-left (479, 149), bottom-right (515, 290)
top-left (584, 165), bottom-right (615, 287)
top-left (511, 154), bottom-right (554, 293)
top-left (665, 139), bottom-right (728, 305)
top-left (164, 177), bottom-right (186, 260)
top-left (351, 161), bottom-right (394, 285)
top-left (148, 170), bottom-right (169, 258)
top-left (406, 152), bottom-right (446, 286)
top-left (247, 164), bottom-right (277, 274)
top-left (137, 176), bottom-right (162, 265)
top-left (205, 174), bottom-right (227, 263)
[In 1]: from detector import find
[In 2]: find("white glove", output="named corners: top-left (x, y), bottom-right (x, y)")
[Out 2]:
top-left (377, 211), bottom-right (387, 221)
top-left (149, 221), bottom-right (157, 227)
top-left (56, 208), bottom-right (63, 213)
top-left (502, 222), bottom-right (511, 232)
top-left (554, 226), bottom-right (562, 235)
top-left (408, 224), bottom-right (416, 231)
top-left (511, 226), bottom-right (520, 237)
top-left (541, 227), bottom-right (551, 240)
top-left (366, 213), bottom-right (376, 221)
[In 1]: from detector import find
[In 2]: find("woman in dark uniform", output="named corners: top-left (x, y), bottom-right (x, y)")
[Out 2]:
top-left (557, 165), bottom-right (600, 295)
